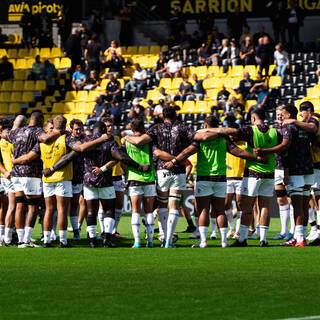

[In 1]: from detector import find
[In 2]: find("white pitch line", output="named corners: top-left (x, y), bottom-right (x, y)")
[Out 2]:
top-left (275, 316), bottom-right (320, 320)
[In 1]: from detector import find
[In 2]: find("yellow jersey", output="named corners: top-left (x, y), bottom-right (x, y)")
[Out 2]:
top-left (226, 141), bottom-right (246, 179)
top-left (0, 138), bottom-right (13, 174)
top-left (40, 134), bottom-right (73, 183)
top-left (112, 135), bottom-right (122, 177)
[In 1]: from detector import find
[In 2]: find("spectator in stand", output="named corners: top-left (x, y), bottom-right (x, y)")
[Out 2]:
top-left (89, 8), bottom-right (105, 46)
top-left (0, 55), bottom-right (13, 81)
top-left (132, 98), bottom-right (145, 118)
top-left (105, 40), bottom-right (122, 60)
top-left (44, 59), bottom-right (57, 86)
top-left (104, 74), bottom-right (122, 101)
top-left (83, 70), bottom-right (100, 91)
top-left (196, 56), bottom-right (208, 67)
top-left (253, 25), bottom-right (270, 46)
top-left (119, 5), bottom-right (133, 46)
top-left (72, 64), bottom-right (87, 91)
top-left (173, 75), bottom-right (194, 101)
top-left (217, 86), bottom-right (230, 105)
top-left (86, 96), bottom-right (107, 126)
top-left (153, 52), bottom-right (168, 81)
top-left (28, 55), bottom-right (45, 80)
top-left (197, 6), bottom-right (214, 40)
top-left (274, 43), bottom-right (289, 80)
top-left (189, 31), bottom-right (202, 51)
top-left (125, 63), bottom-right (147, 97)
top-left (208, 27), bottom-right (223, 49)
top-left (227, 39), bottom-right (240, 66)
top-left (192, 74), bottom-right (205, 101)
top-left (229, 86), bottom-right (244, 105)
top-left (168, 33), bottom-right (179, 50)
top-left (57, 9), bottom-right (72, 49)
top-left (249, 83), bottom-right (269, 111)
top-left (104, 51), bottom-right (124, 77)
top-left (37, 10), bottom-right (53, 47)
top-left (166, 7), bottom-right (186, 39)
top-left (158, 87), bottom-right (171, 103)
top-left (166, 54), bottom-right (183, 78)
top-left (287, 0), bottom-right (303, 47)
top-left (65, 28), bottom-right (82, 71)
top-left (79, 23), bottom-right (91, 54)
top-left (109, 100), bottom-right (121, 125)
top-left (240, 36), bottom-right (255, 65)
top-left (84, 35), bottom-right (103, 73)
top-left (225, 97), bottom-right (245, 115)
top-left (145, 101), bottom-right (154, 125)
top-left (197, 43), bottom-right (213, 66)
top-left (256, 36), bottom-right (274, 76)
top-left (153, 99), bottom-right (165, 120)
top-left (220, 39), bottom-right (230, 73)
top-left (271, 0), bottom-right (287, 44)
top-left (254, 71), bottom-right (268, 87)
top-left (239, 72), bottom-right (255, 100)
top-left (19, 10), bottom-right (33, 49)
top-left (227, 6), bottom-right (248, 42)
top-left (239, 25), bottom-right (254, 45)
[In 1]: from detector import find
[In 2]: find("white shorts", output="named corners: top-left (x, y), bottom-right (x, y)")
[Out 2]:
top-left (240, 177), bottom-right (274, 197)
top-left (0, 183), bottom-right (4, 194)
top-left (311, 169), bottom-right (320, 190)
top-left (226, 179), bottom-right (242, 195)
top-left (195, 180), bottom-right (226, 198)
top-left (83, 185), bottom-right (116, 200)
top-left (43, 181), bottom-right (72, 198)
top-left (274, 169), bottom-right (285, 186)
top-left (113, 179), bottom-right (124, 192)
top-left (72, 183), bottom-right (83, 194)
top-left (1, 177), bottom-right (15, 194)
top-left (11, 177), bottom-right (42, 196)
top-left (156, 170), bottom-right (186, 192)
top-left (128, 183), bottom-right (156, 197)
top-left (287, 174), bottom-right (314, 192)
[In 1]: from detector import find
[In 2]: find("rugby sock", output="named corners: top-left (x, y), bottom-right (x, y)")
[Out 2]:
top-left (279, 204), bottom-right (290, 235)
top-left (308, 207), bottom-right (315, 224)
top-left (0, 225), bottom-right (4, 242)
top-left (158, 220), bottom-right (163, 234)
top-left (70, 216), bottom-right (78, 232)
top-left (17, 229), bottom-right (25, 243)
top-left (295, 225), bottom-right (304, 242)
top-left (153, 209), bottom-right (157, 220)
top-left (220, 227), bottom-right (228, 245)
top-left (194, 216), bottom-right (199, 231)
top-left (158, 208), bottom-right (168, 238)
top-left (131, 213), bottom-right (140, 244)
top-left (303, 225), bottom-right (308, 239)
top-left (187, 218), bottom-right (195, 228)
top-left (236, 211), bottom-right (242, 233)
top-left (59, 230), bottom-right (68, 245)
top-left (4, 227), bottom-right (13, 244)
top-left (225, 209), bottom-right (234, 230)
top-left (167, 209), bottom-right (179, 245)
top-left (23, 226), bottom-right (33, 244)
top-left (199, 226), bottom-right (208, 243)
top-left (145, 213), bottom-right (154, 242)
top-left (87, 215), bottom-right (97, 239)
top-left (210, 218), bottom-right (217, 233)
top-left (256, 224), bottom-right (260, 237)
top-left (98, 209), bottom-right (105, 234)
top-left (43, 231), bottom-right (51, 244)
top-left (112, 209), bottom-right (122, 234)
top-left (52, 211), bottom-right (58, 235)
top-left (289, 205), bottom-right (295, 234)
top-left (239, 224), bottom-right (249, 242)
top-left (103, 217), bottom-right (115, 234)
top-left (260, 226), bottom-right (269, 242)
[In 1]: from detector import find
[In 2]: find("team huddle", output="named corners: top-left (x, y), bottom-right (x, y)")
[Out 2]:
top-left (0, 102), bottom-right (320, 249)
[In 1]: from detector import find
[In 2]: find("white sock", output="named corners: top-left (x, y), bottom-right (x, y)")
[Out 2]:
top-left (194, 216), bottom-right (199, 230)
top-left (131, 213), bottom-right (140, 244)
top-left (239, 224), bottom-right (249, 242)
top-left (236, 211), bottom-right (242, 233)
top-left (158, 208), bottom-right (168, 238)
top-left (295, 225), bottom-right (304, 242)
top-left (59, 230), bottom-right (68, 245)
top-left (153, 209), bottom-right (158, 220)
top-left (289, 205), bottom-right (295, 234)
top-left (23, 226), bottom-right (33, 244)
top-left (70, 216), bottom-right (78, 231)
top-left (210, 218), bottom-right (217, 233)
top-left (158, 220), bottom-right (163, 234)
top-left (256, 224), bottom-right (260, 236)
top-left (225, 209), bottom-right (234, 230)
top-left (260, 225), bottom-right (269, 242)
top-left (199, 226), bottom-right (208, 243)
top-left (43, 230), bottom-right (51, 244)
top-left (220, 227), bottom-right (228, 244)
top-left (303, 225), bottom-right (308, 238)
top-left (17, 229), bottom-right (25, 243)
top-left (87, 225), bottom-right (96, 239)
top-left (52, 211), bottom-right (57, 235)
top-left (98, 209), bottom-right (105, 233)
top-left (279, 204), bottom-right (290, 235)
top-left (167, 209), bottom-right (179, 244)
top-left (103, 217), bottom-right (115, 234)
top-left (308, 207), bottom-right (315, 223)
top-left (4, 227), bottom-right (13, 244)
top-left (112, 209), bottom-right (122, 234)
top-left (145, 213), bottom-right (154, 243)
top-left (0, 225), bottom-right (4, 242)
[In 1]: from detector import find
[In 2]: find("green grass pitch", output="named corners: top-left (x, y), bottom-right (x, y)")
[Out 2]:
top-left (1, 217), bottom-right (320, 320)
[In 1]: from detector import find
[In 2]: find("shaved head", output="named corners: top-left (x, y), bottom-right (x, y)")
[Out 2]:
top-left (13, 115), bottom-right (27, 129)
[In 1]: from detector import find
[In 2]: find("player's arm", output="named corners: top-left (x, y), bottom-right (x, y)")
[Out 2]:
top-left (186, 162), bottom-right (193, 180)
top-left (71, 134), bottom-right (109, 152)
top-left (283, 119), bottom-right (317, 133)
top-left (12, 151), bottom-right (39, 165)
top-left (124, 134), bottom-right (152, 146)
top-left (0, 162), bottom-right (10, 179)
top-left (254, 138), bottom-right (291, 156)
top-left (92, 160), bottom-right (118, 176)
top-left (153, 149), bottom-right (174, 161)
top-left (38, 129), bottom-right (63, 143)
top-left (194, 127), bottom-right (237, 141)
top-left (163, 145), bottom-right (199, 170)
top-left (229, 145), bottom-right (268, 163)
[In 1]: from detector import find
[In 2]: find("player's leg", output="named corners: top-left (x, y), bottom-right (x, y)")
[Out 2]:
top-left (180, 202), bottom-right (196, 233)
top-left (78, 194), bottom-right (87, 231)
top-left (189, 198), bottom-right (200, 239)
top-left (213, 195), bottom-right (230, 247)
top-left (129, 194), bottom-right (143, 248)
top-left (225, 191), bottom-right (235, 238)
top-left (56, 195), bottom-right (71, 247)
top-left (234, 193), bottom-right (242, 238)
top-left (86, 198), bottom-right (99, 248)
top-left (100, 197), bottom-right (116, 248)
top-left (70, 191), bottom-right (81, 240)
top-left (43, 195), bottom-right (56, 247)
top-left (4, 191), bottom-right (15, 245)
top-left (14, 190), bottom-right (27, 246)
top-left (210, 206), bottom-right (217, 239)
top-left (0, 191), bottom-right (7, 244)
top-left (193, 195), bottom-right (211, 247)
top-left (156, 189), bottom-right (169, 244)
top-left (142, 184), bottom-right (156, 247)
top-left (257, 196), bottom-right (272, 246)
top-left (112, 181), bottom-right (124, 237)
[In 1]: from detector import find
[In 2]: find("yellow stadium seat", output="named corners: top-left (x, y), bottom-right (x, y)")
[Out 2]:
top-left (18, 48), bottom-right (29, 59)
top-left (161, 45), bottom-right (168, 52)
top-left (203, 78), bottom-right (222, 90)
top-left (0, 92), bottom-right (11, 103)
top-left (138, 46), bottom-right (149, 55)
top-left (7, 49), bottom-right (18, 59)
top-left (182, 101), bottom-right (195, 113)
top-left (59, 57), bottom-right (71, 69)
top-left (171, 78), bottom-right (183, 90)
top-left (0, 49), bottom-right (7, 57)
top-left (245, 100), bottom-right (257, 112)
top-left (126, 46), bottom-right (137, 55)
top-left (40, 48), bottom-right (50, 59)
top-left (26, 59), bottom-right (34, 69)
top-left (21, 91), bottom-right (34, 103)
top-left (14, 70), bottom-right (26, 80)
top-left (8, 59), bottom-right (16, 69)
top-left (8, 103), bottom-right (20, 114)
top-left (74, 114), bottom-right (88, 124)
top-left (150, 46), bottom-right (160, 55)
top-left (35, 80), bottom-right (46, 91)
top-left (51, 48), bottom-right (64, 58)
top-left (146, 89), bottom-right (159, 101)
top-left (205, 89), bottom-right (219, 100)
top-left (159, 78), bottom-right (172, 90)
top-left (10, 92), bottom-right (22, 103)
top-left (138, 56), bottom-right (151, 68)
top-left (196, 66), bottom-right (207, 78)
top-left (28, 48), bottom-right (40, 58)
top-left (173, 100), bottom-right (183, 112)
top-left (149, 55), bottom-right (159, 67)
top-left (0, 81), bottom-right (13, 91)
top-left (268, 64), bottom-right (276, 76)
top-left (185, 66), bottom-right (196, 76)
top-left (76, 90), bottom-right (89, 102)
top-left (88, 91), bottom-right (101, 100)
top-left (53, 58), bottom-right (60, 69)
top-left (194, 101), bottom-right (210, 113)
top-left (222, 77), bottom-right (234, 90)
top-left (118, 78), bottom-right (124, 89)
top-left (65, 102), bottom-right (75, 113)
top-left (65, 91), bottom-right (77, 101)
top-left (52, 102), bottom-right (64, 114)
top-left (307, 87), bottom-right (320, 99)
top-left (12, 80), bottom-right (24, 91)
top-left (23, 80), bottom-right (35, 91)
top-left (231, 65), bottom-right (244, 77)
top-left (244, 65), bottom-right (257, 78)
top-left (100, 79), bottom-right (110, 88)
top-left (15, 59), bottom-right (27, 70)
top-left (77, 102), bottom-right (91, 114)
top-left (0, 103), bottom-right (9, 114)
top-left (207, 66), bottom-right (221, 77)
top-left (268, 76), bottom-right (282, 89)
top-left (119, 46), bottom-right (126, 55)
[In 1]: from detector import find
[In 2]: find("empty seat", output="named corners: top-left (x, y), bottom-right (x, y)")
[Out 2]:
top-left (35, 80), bottom-right (46, 91)
top-left (51, 47), bottom-right (64, 58)
top-left (126, 46), bottom-right (137, 55)
top-left (171, 78), bottom-right (183, 90)
top-left (0, 92), bottom-right (11, 103)
top-left (15, 59), bottom-right (28, 70)
top-left (195, 66), bottom-right (207, 78)
top-left (59, 58), bottom-right (71, 69)
top-left (18, 48), bottom-right (29, 59)
top-left (21, 91), bottom-right (34, 103)
top-left (64, 91), bottom-right (78, 101)
top-left (23, 80), bottom-right (35, 91)
top-left (0, 103), bottom-right (9, 114)
top-left (40, 48), bottom-right (50, 59)
top-left (203, 78), bottom-right (221, 89)
top-left (14, 70), bottom-right (27, 80)
top-left (65, 102), bottom-right (75, 113)
top-left (159, 78), bottom-right (172, 90)
top-left (76, 90), bottom-right (89, 101)
top-left (268, 76), bottom-right (282, 89)
top-left (0, 81), bottom-right (13, 91)
top-left (12, 81), bottom-right (24, 91)
top-left (52, 102), bottom-right (64, 114)
top-left (7, 48), bottom-right (18, 59)
top-left (150, 46), bottom-right (160, 55)
top-left (138, 46), bottom-right (149, 55)
top-left (10, 92), bottom-right (22, 103)
top-left (8, 103), bottom-right (20, 114)
top-left (231, 65), bottom-right (244, 77)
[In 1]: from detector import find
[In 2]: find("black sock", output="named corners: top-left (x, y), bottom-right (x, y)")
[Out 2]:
top-left (187, 219), bottom-right (195, 228)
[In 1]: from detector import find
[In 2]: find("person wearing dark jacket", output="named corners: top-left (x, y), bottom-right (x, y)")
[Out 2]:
top-left (255, 36), bottom-right (274, 76)
top-left (0, 55), bottom-right (13, 81)
top-left (65, 28), bottom-right (82, 71)
top-left (287, 0), bottom-right (303, 47)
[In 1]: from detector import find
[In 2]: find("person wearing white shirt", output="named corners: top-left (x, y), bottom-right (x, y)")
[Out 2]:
top-left (125, 63), bottom-right (147, 96)
top-left (166, 55), bottom-right (182, 77)
top-left (274, 43), bottom-right (289, 80)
